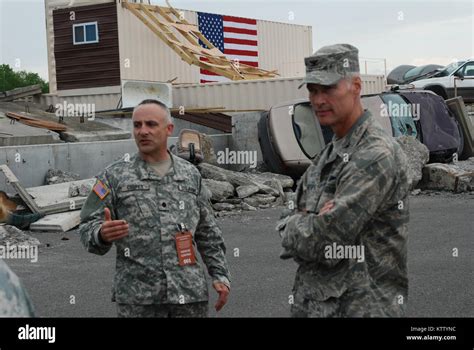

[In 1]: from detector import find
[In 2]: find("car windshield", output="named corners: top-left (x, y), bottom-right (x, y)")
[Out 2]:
top-left (436, 61), bottom-right (466, 77)
top-left (404, 66), bottom-right (425, 79)
top-left (380, 94), bottom-right (418, 138)
top-left (292, 104), bottom-right (322, 158)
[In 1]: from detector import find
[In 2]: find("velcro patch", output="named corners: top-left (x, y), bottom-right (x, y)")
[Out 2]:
top-left (119, 184), bottom-right (150, 192)
top-left (93, 180), bottom-right (110, 200)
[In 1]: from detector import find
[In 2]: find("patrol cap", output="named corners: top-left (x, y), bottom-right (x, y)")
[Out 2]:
top-left (299, 43), bottom-right (360, 88)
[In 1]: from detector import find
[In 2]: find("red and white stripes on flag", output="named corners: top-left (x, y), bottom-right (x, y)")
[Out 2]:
top-left (198, 13), bottom-right (259, 83)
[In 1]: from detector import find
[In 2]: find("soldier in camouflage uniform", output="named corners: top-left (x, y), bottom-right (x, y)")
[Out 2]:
top-left (0, 259), bottom-right (35, 317)
top-left (79, 100), bottom-right (230, 317)
top-left (277, 44), bottom-right (410, 317)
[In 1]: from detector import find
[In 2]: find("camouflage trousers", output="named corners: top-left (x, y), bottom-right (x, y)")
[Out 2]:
top-left (291, 287), bottom-right (406, 318)
top-left (117, 302), bottom-right (209, 318)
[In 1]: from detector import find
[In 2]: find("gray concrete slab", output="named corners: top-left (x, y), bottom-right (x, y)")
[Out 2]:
top-left (0, 135), bottom-right (232, 190)
top-left (0, 113), bottom-right (61, 146)
top-left (0, 101), bottom-right (131, 143)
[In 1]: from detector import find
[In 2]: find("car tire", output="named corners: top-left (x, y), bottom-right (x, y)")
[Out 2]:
top-left (425, 86), bottom-right (448, 100)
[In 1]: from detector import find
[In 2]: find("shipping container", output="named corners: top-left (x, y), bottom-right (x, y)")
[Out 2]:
top-left (44, 0), bottom-right (313, 93)
top-left (38, 75), bottom-right (386, 112)
top-left (172, 75), bottom-right (386, 110)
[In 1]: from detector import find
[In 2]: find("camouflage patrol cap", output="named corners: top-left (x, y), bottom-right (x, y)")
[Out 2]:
top-left (299, 43), bottom-right (360, 88)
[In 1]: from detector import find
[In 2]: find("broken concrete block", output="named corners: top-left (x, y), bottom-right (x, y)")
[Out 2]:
top-left (0, 225), bottom-right (40, 248)
top-left (68, 180), bottom-right (94, 198)
top-left (253, 172), bottom-right (294, 189)
top-left (420, 163), bottom-right (474, 192)
top-left (395, 136), bottom-right (430, 189)
top-left (242, 197), bottom-right (259, 208)
top-left (202, 179), bottom-right (234, 202)
top-left (201, 133), bottom-right (217, 164)
top-left (244, 194), bottom-right (276, 207)
top-left (219, 198), bottom-right (243, 205)
top-left (45, 169), bottom-right (80, 185)
top-left (212, 203), bottom-right (235, 211)
top-left (262, 179), bottom-right (285, 200)
top-left (236, 185), bottom-right (260, 199)
top-left (30, 211), bottom-right (81, 232)
top-left (198, 162), bottom-right (279, 195)
top-left (252, 194), bottom-right (277, 204)
top-left (241, 202), bottom-right (257, 211)
top-left (198, 163), bottom-right (229, 182)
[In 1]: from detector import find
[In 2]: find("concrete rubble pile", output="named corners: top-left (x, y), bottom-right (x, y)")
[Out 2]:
top-left (419, 158), bottom-right (474, 193)
top-left (197, 163), bottom-right (295, 216)
top-left (395, 136), bottom-right (474, 194)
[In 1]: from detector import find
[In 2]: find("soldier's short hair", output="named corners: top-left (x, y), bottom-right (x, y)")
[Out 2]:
top-left (135, 99), bottom-right (173, 124)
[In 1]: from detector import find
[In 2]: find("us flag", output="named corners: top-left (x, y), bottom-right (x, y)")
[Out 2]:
top-left (198, 12), bottom-right (259, 83)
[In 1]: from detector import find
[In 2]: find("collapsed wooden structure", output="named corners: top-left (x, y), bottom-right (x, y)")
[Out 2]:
top-left (122, 0), bottom-right (278, 81)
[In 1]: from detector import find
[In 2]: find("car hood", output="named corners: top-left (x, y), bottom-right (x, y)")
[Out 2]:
top-left (410, 76), bottom-right (449, 87)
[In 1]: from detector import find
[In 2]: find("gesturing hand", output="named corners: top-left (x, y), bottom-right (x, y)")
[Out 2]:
top-left (99, 208), bottom-right (129, 243)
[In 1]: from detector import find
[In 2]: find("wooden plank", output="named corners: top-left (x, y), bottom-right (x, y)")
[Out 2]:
top-left (5, 112), bottom-right (67, 132)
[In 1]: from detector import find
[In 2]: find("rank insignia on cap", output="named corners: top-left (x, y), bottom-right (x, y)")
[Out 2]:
top-left (93, 180), bottom-right (110, 200)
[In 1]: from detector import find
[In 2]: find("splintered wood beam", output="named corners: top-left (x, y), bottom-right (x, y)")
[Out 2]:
top-left (124, 3), bottom-right (194, 65)
top-left (123, 0), bottom-right (279, 80)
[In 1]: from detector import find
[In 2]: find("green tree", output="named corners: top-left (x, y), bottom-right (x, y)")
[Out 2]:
top-left (0, 64), bottom-right (49, 93)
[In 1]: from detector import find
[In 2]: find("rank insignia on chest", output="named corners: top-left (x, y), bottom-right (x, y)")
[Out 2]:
top-left (93, 180), bottom-right (110, 200)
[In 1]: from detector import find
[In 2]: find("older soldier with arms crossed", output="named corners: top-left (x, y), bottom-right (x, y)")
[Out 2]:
top-left (79, 99), bottom-right (230, 317)
top-left (278, 44), bottom-right (410, 317)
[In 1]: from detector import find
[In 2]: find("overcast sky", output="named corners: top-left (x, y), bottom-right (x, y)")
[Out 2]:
top-left (0, 0), bottom-right (472, 80)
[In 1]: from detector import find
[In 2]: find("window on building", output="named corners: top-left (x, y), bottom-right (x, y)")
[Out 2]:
top-left (73, 22), bottom-right (99, 45)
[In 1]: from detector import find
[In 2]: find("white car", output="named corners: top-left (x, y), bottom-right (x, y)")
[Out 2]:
top-left (410, 60), bottom-right (474, 103)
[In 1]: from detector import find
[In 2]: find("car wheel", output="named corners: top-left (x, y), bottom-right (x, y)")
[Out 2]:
top-left (425, 86), bottom-right (448, 100)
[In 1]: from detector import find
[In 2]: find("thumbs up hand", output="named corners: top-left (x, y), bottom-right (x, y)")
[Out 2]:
top-left (99, 207), bottom-right (129, 243)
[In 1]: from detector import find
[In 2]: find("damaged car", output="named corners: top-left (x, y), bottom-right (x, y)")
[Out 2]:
top-left (258, 90), bottom-right (471, 178)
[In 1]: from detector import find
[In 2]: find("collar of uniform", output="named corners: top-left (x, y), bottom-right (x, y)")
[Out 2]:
top-left (134, 150), bottom-right (184, 181)
top-left (325, 109), bottom-right (372, 162)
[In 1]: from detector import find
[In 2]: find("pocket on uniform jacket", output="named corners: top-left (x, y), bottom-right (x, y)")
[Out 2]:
top-left (116, 185), bottom-right (154, 222)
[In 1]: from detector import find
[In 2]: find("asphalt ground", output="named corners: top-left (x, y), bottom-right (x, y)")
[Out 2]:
top-left (5, 193), bottom-right (473, 318)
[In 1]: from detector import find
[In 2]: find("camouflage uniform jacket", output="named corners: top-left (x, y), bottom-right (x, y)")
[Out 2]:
top-left (279, 110), bottom-right (410, 316)
top-left (79, 152), bottom-right (230, 305)
top-left (0, 259), bottom-right (35, 317)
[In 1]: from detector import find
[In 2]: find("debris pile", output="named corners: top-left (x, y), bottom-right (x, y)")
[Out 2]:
top-left (45, 169), bottom-right (80, 185)
top-left (395, 136), bottom-right (430, 190)
top-left (0, 225), bottom-right (40, 247)
top-left (197, 163), bottom-right (294, 215)
top-left (419, 157), bottom-right (474, 193)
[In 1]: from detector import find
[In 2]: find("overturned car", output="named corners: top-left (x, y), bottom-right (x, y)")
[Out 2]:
top-left (258, 90), bottom-right (473, 178)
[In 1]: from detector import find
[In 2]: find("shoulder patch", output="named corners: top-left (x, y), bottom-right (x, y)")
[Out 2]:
top-left (93, 180), bottom-right (110, 200)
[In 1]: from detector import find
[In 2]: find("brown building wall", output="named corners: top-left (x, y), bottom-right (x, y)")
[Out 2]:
top-left (53, 2), bottom-right (120, 90)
